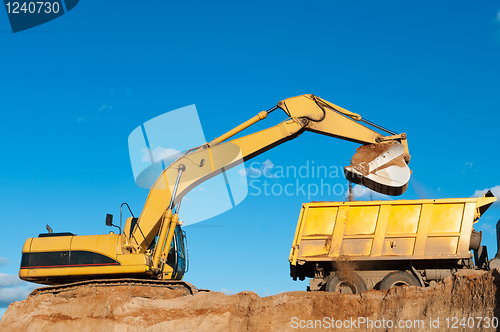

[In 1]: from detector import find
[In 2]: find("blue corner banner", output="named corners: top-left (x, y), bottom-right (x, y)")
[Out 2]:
top-left (3, 0), bottom-right (79, 33)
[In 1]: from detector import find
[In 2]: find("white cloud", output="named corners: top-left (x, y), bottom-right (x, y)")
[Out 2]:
top-left (242, 159), bottom-right (276, 178)
top-left (472, 185), bottom-right (500, 197)
top-left (220, 288), bottom-right (236, 295)
top-left (243, 166), bottom-right (259, 178)
top-left (0, 258), bottom-right (9, 267)
top-left (141, 147), bottom-right (181, 163)
top-left (462, 161), bottom-right (476, 174)
top-left (0, 274), bottom-right (23, 288)
top-left (98, 104), bottom-right (114, 111)
top-left (77, 115), bottom-right (91, 122)
top-left (495, 10), bottom-right (500, 41)
top-left (475, 221), bottom-right (495, 234)
top-left (0, 274), bottom-right (34, 308)
top-left (261, 160), bottom-right (275, 177)
top-left (78, 104), bottom-right (117, 122)
top-left (0, 286), bottom-right (31, 308)
top-left (472, 185), bottom-right (500, 206)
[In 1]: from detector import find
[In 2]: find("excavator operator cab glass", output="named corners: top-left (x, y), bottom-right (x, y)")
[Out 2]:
top-left (166, 225), bottom-right (188, 279)
top-left (175, 228), bottom-right (188, 276)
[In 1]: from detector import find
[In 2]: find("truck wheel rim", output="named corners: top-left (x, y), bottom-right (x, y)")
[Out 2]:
top-left (390, 281), bottom-right (410, 288)
top-left (336, 282), bottom-right (356, 294)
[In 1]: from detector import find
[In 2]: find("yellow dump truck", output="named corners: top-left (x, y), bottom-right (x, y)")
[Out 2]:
top-left (289, 192), bottom-right (497, 293)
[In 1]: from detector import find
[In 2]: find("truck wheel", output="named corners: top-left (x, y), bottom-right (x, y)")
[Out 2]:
top-left (325, 273), bottom-right (367, 294)
top-left (379, 271), bottom-right (419, 290)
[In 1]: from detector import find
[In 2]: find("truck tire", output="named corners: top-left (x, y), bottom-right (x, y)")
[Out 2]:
top-left (325, 272), bottom-right (367, 294)
top-left (379, 271), bottom-right (420, 290)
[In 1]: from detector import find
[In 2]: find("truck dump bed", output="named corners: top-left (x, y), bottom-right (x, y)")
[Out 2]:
top-left (289, 196), bottom-right (496, 266)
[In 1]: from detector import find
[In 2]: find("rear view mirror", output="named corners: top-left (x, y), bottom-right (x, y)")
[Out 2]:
top-left (105, 214), bottom-right (113, 227)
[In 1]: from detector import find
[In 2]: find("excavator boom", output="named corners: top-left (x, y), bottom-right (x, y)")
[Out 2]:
top-left (131, 94), bottom-right (411, 250)
top-left (19, 94), bottom-right (411, 285)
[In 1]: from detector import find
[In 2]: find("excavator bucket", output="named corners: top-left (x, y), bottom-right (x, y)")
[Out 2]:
top-left (344, 141), bottom-right (411, 196)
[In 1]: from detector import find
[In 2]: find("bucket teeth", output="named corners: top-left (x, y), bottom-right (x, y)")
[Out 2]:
top-left (344, 141), bottom-right (411, 196)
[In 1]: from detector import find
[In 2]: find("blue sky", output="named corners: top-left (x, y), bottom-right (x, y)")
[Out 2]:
top-left (1, 1), bottom-right (500, 318)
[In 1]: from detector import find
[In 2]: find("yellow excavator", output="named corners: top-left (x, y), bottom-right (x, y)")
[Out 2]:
top-left (19, 94), bottom-right (411, 289)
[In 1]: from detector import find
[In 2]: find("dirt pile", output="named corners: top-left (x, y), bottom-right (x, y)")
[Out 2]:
top-left (1, 269), bottom-right (500, 332)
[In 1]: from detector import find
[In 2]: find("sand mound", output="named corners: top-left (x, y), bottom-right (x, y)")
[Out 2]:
top-left (1, 269), bottom-right (499, 331)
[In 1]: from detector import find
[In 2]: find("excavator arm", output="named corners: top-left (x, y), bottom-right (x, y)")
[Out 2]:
top-left (280, 95), bottom-right (409, 159)
top-left (129, 94), bottom-right (412, 258)
top-left (19, 94), bottom-right (412, 284)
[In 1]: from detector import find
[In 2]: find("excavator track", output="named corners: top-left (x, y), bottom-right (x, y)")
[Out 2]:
top-left (29, 278), bottom-right (199, 296)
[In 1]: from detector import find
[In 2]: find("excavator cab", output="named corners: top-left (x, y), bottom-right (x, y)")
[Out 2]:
top-left (120, 213), bottom-right (188, 281)
top-left (166, 226), bottom-right (188, 280)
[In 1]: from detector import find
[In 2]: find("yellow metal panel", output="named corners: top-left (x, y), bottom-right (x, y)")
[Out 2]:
top-left (425, 237), bottom-right (459, 255)
top-left (31, 236), bottom-right (72, 252)
top-left (382, 238), bottom-right (415, 256)
top-left (294, 197), bottom-right (485, 262)
top-left (70, 234), bottom-right (119, 259)
top-left (24, 252), bottom-right (149, 280)
top-left (303, 206), bottom-right (338, 236)
top-left (297, 239), bottom-right (329, 257)
top-left (27, 264), bottom-right (149, 278)
top-left (162, 264), bottom-right (174, 275)
top-left (302, 100), bottom-right (382, 144)
top-left (369, 205), bottom-right (391, 256)
top-left (386, 204), bottom-right (421, 234)
top-left (328, 206), bottom-right (349, 257)
top-left (340, 239), bottom-right (373, 256)
top-left (280, 95), bottom-right (324, 120)
top-left (116, 253), bottom-right (148, 266)
top-left (19, 269), bottom-right (28, 279)
top-left (429, 204), bottom-right (464, 233)
top-left (456, 203), bottom-right (476, 256)
top-left (304, 197), bottom-right (479, 208)
top-left (413, 204), bottom-right (433, 256)
top-left (123, 217), bottom-right (133, 239)
top-left (21, 238), bottom-right (33, 253)
top-left (290, 205), bottom-right (308, 265)
top-left (344, 206), bottom-right (379, 235)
